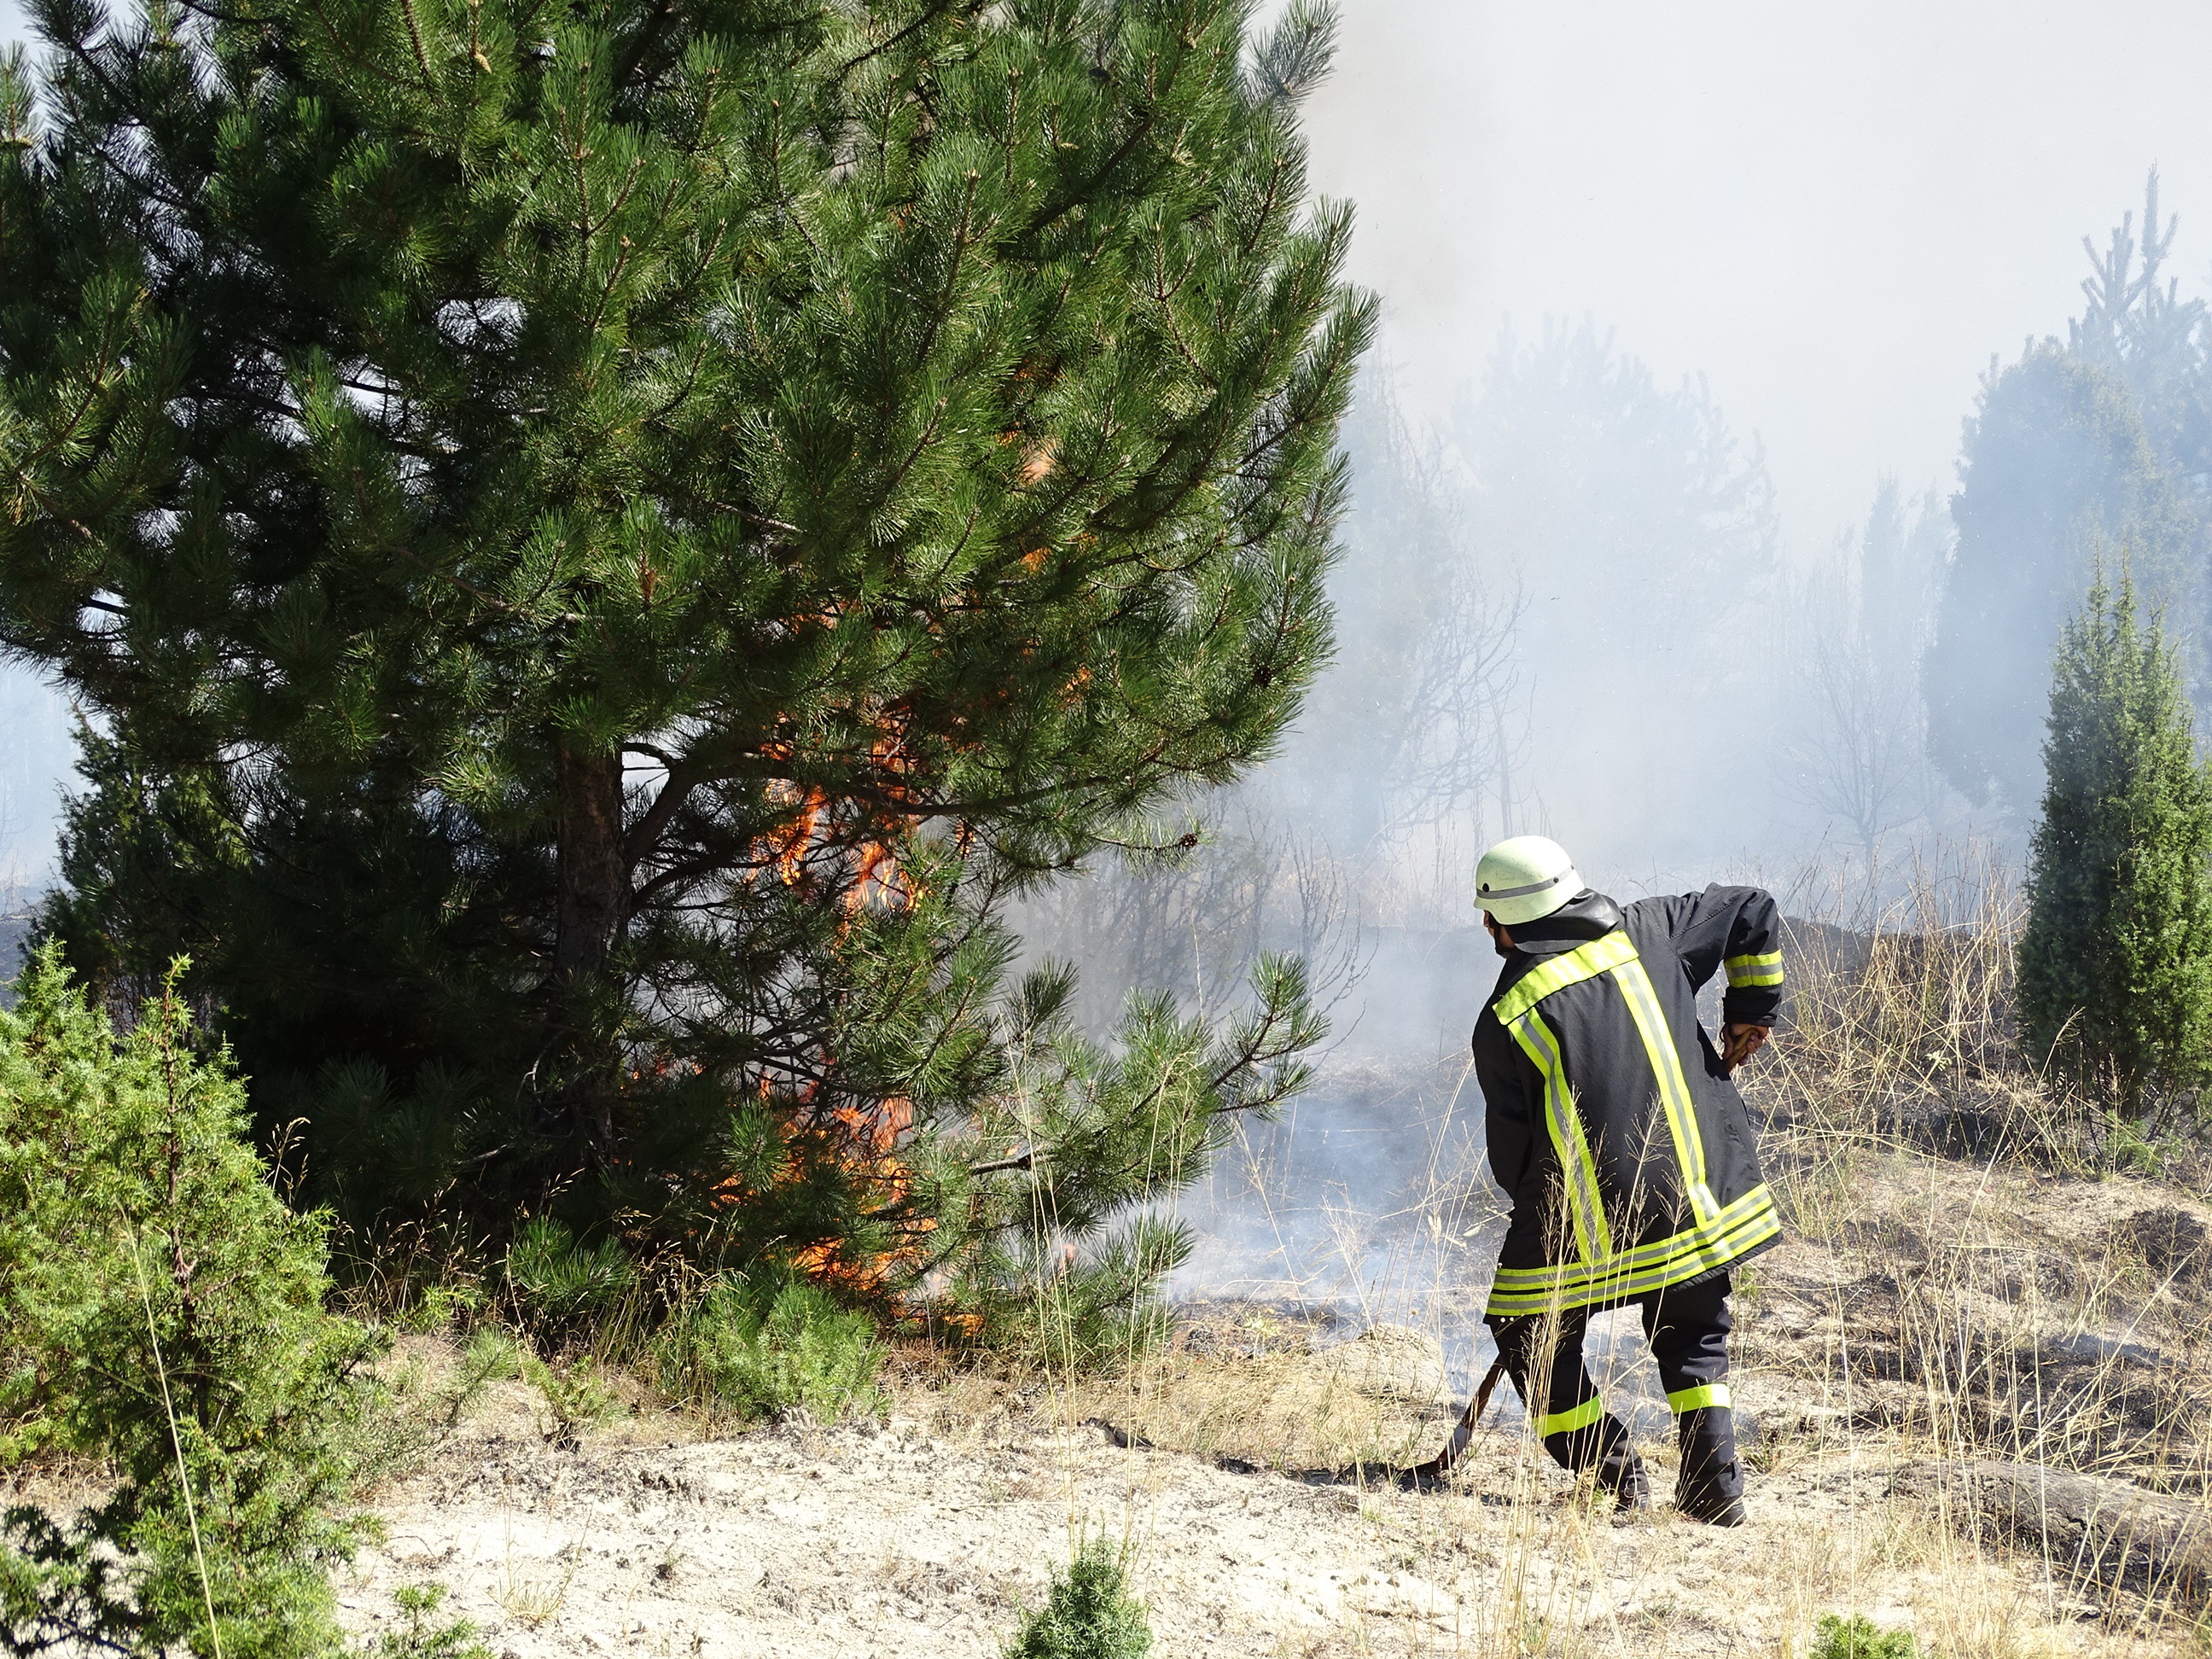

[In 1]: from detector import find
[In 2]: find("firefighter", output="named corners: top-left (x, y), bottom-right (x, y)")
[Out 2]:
top-left (1470, 834), bottom-right (1783, 1525)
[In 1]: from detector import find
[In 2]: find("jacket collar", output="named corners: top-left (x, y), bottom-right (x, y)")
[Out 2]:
top-left (1505, 888), bottom-right (1623, 958)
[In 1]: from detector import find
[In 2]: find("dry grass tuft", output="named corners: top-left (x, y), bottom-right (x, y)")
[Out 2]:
top-left (968, 846), bottom-right (2212, 1656)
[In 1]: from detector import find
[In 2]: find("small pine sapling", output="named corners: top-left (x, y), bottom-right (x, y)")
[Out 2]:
top-left (1810, 1613), bottom-right (1919, 1659)
top-left (2018, 569), bottom-right (2212, 1115)
top-left (1001, 1540), bottom-right (1153, 1659)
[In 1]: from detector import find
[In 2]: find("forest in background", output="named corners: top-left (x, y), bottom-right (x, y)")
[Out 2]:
top-left (1017, 171), bottom-right (2212, 1039)
top-left (3, 0), bottom-right (2212, 1650)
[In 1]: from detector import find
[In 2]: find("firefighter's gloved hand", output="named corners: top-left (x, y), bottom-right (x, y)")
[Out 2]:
top-left (1720, 1023), bottom-right (1768, 1071)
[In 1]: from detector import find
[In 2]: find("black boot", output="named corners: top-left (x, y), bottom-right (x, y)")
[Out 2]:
top-left (1546, 1410), bottom-right (1648, 1511)
top-left (1595, 1443), bottom-right (1650, 1511)
top-left (1674, 1405), bottom-right (1746, 1525)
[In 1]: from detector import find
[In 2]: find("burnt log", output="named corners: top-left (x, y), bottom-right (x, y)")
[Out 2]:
top-left (1893, 1458), bottom-right (2212, 1602)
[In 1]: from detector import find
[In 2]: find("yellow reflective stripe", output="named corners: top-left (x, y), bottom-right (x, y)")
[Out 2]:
top-left (1725, 952), bottom-right (1784, 988)
top-left (1484, 1211), bottom-right (1780, 1315)
top-left (1493, 931), bottom-right (1639, 1025)
top-left (1483, 1190), bottom-right (1781, 1315)
top-left (1608, 956), bottom-right (1719, 1225)
top-left (1535, 1395), bottom-right (1604, 1438)
top-left (1666, 1383), bottom-right (1730, 1412)
top-left (1493, 1185), bottom-right (1774, 1288)
top-left (1507, 1009), bottom-right (1613, 1266)
top-left (1493, 1188), bottom-right (1777, 1291)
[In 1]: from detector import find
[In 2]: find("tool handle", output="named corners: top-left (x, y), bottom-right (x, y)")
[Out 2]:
top-left (1430, 1355), bottom-right (1509, 1474)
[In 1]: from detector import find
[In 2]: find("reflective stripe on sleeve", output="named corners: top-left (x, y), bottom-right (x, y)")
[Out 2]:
top-left (1665, 1383), bottom-right (1731, 1413)
top-left (1724, 952), bottom-right (1784, 988)
top-left (1535, 1395), bottom-right (1604, 1438)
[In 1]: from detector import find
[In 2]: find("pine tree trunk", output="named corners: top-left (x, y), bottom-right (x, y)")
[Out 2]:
top-left (554, 743), bottom-right (627, 1146)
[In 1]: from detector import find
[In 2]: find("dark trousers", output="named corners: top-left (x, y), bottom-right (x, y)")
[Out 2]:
top-left (1485, 1272), bottom-right (1733, 1476)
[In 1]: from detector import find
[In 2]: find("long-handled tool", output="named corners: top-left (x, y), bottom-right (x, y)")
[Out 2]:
top-left (1402, 1354), bottom-right (1509, 1482)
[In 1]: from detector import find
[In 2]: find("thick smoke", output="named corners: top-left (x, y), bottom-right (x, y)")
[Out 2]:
top-left (9, 0), bottom-right (2212, 1343)
top-left (1061, 6), bottom-right (2212, 1319)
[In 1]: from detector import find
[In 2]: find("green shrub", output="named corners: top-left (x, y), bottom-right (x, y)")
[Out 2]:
top-left (1811, 1613), bottom-right (1920, 1659)
top-left (2019, 570), bottom-right (2212, 1114)
top-left (0, 948), bottom-right (375, 1656)
top-left (520, 1354), bottom-right (626, 1447)
top-left (653, 1272), bottom-right (885, 1424)
top-left (366, 1586), bottom-right (492, 1659)
top-left (441, 1330), bottom-right (522, 1428)
top-left (395, 1284), bottom-right (486, 1337)
top-left (1002, 1540), bottom-right (1152, 1659)
top-left (992, 1216), bottom-right (1189, 1372)
top-left (504, 1216), bottom-right (637, 1348)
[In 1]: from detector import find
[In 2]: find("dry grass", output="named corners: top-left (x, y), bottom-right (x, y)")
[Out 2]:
top-left (1046, 1317), bottom-right (1454, 1472)
top-left (954, 847), bottom-right (2212, 1656)
top-left (1751, 849), bottom-right (2212, 1504)
top-left (331, 846), bottom-right (2212, 1657)
top-left (490, 1545), bottom-right (573, 1629)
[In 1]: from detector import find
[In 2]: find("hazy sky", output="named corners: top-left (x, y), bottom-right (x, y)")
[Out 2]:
top-left (1296, 0), bottom-right (2212, 557)
top-left (4, 0), bottom-right (2209, 547)
top-left (7, 1), bottom-right (2212, 876)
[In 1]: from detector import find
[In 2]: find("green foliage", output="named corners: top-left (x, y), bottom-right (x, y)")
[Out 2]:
top-left (2018, 572), bottom-right (2212, 1111)
top-left (395, 1284), bottom-right (487, 1338)
top-left (987, 1214), bottom-right (1189, 1369)
top-left (444, 1329), bottom-right (522, 1425)
top-left (33, 721), bottom-right (247, 1023)
top-left (366, 1586), bottom-right (492, 1659)
top-left (0, 0), bottom-right (1362, 1330)
top-left (2093, 1106), bottom-right (2202, 1177)
top-left (914, 953), bottom-right (1318, 1355)
top-left (519, 1353), bottom-right (626, 1447)
top-left (504, 1217), bottom-right (637, 1348)
top-left (1001, 1540), bottom-right (1153, 1659)
top-left (0, 947), bottom-right (375, 1656)
top-left (1809, 1613), bottom-right (1920, 1659)
top-left (653, 1271), bottom-right (885, 1423)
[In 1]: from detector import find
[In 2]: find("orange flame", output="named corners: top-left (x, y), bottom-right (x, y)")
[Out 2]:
top-left (708, 1088), bottom-right (930, 1301)
top-left (773, 788), bottom-right (829, 885)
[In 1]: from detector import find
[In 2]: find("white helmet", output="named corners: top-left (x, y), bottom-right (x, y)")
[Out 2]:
top-left (1476, 835), bottom-right (1583, 926)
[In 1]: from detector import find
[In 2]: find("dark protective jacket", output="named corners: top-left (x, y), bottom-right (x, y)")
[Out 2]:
top-left (1472, 885), bottom-right (1784, 1317)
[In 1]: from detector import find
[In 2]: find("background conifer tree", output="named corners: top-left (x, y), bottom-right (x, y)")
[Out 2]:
top-left (1927, 174), bottom-right (2212, 823)
top-left (2018, 571), bottom-right (2212, 1114)
top-left (0, 0), bottom-right (1372, 1324)
top-left (1926, 350), bottom-right (2190, 815)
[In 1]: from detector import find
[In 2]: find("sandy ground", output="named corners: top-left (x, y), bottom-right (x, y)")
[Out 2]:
top-left (335, 1382), bottom-right (2186, 1659)
top-left (335, 1155), bottom-right (2212, 1659)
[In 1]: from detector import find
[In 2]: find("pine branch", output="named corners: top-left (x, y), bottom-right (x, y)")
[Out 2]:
top-left (830, 1), bottom-right (962, 85)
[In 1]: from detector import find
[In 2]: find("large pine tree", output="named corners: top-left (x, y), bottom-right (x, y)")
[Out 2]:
top-left (2018, 572), bottom-right (2212, 1114)
top-left (0, 0), bottom-right (1371, 1321)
